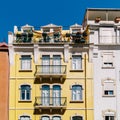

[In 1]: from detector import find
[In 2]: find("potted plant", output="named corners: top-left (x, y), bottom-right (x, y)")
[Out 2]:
top-left (95, 17), bottom-right (101, 23)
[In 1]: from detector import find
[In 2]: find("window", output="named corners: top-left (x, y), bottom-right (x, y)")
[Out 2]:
top-left (41, 85), bottom-right (61, 106)
top-left (20, 85), bottom-right (31, 100)
top-left (105, 115), bottom-right (114, 120)
top-left (53, 55), bottom-right (61, 73)
top-left (20, 115), bottom-right (30, 120)
top-left (42, 55), bottom-right (50, 73)
top-left (100, 28), bottom-right (115, 44)
top-left (20, 55), bottom-right (31, 70)
top-left (102, 79), bottom-right (115, 96)
top-left (72, 55), bottom-right (82, 70)
top-left (103, 109), bottom-right (115, 120)
top-left (72, 85), bottom-right (82, 101)
top-left (41, 116), bottom-right (50, 120)
top-left (52, 116), bottom-right (61, 120)
top-left (72, 116), bottom-right (83, 120)
top-left (102, 53), bottom-right (114, 68)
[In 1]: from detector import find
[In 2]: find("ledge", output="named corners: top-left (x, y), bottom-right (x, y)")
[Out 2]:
top-left (18, 100), bottom-right (32, 103)
top-left (70, 69), bottom-right (83, 72)
top-left (19, 70), bottom-right (32, 72)
top-left (101, 67), bottom-right (115, 69)
top-left (70, 100), bottom-right (84, 103)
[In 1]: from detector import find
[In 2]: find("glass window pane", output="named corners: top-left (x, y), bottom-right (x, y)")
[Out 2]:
top-left (72, 116), bottom-right (83, 120)
top-left (72, 85), bottom-right (82, 101)
top-left (72, 56), bottom-right (82, 70)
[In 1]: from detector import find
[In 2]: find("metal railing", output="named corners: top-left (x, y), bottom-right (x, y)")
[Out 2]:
top-left (35, 97), bottom-right (67, 107)
top-left (35, 65), bottom-right (67, 75)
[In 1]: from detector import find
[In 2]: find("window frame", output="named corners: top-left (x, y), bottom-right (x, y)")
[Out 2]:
top-left (101, 52), bottom-right (114, 69)
top-left (71, 55), bottom-right (82, 71)
top-left (71, 85), bottom-right (83, 102)
top-left (19, 115), bottom-right (31, 120)
top-left (20, 55), bottom-right (32, 71)
top-left (19, 84), bottom-right (31, 101)
top-left (102, 79), bottom-right (115, 97)
top-left (71, 115), bottom-right (83, 120)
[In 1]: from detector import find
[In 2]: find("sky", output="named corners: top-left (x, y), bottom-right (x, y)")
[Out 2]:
top-left (0, 0), bottom-right (120, 42)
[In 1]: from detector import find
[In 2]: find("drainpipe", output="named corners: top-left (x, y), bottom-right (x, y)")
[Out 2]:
top-left (84, 54), bottom-right (87, 120)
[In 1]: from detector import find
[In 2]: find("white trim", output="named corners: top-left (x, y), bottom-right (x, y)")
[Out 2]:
top-left (71, 114), bottom-right (84, 120)
top-left (18, 114), bottom-right (32, 120)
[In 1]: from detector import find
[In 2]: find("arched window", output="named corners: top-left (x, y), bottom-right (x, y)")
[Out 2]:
top-left (19, 115), bottom-right (30, 120)
top-left (41, 116), bottom-right (50, 120)
top-left (20, 85), bottom-right (31, 100)
top-left (42, 85), bottom-right (50, 106)
top-left (72, 85), bottom-right (82, 101)
top-left (53, 85), bottom-right (61, 106)
top-left (52, 116), bottom-right (61, 120)
top-left (72, 116), bottom-right (83, 120)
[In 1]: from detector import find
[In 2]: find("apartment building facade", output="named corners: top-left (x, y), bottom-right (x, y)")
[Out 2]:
top-left (83, 8), bottom-right (120, 120)
top-left (0, 42), bottom-right (9, 120)
top-left (8, 23), bottom-right (93, 120)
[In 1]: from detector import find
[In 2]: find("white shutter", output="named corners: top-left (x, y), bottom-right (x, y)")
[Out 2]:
top-left (100, 28), bottom-right (114, 44)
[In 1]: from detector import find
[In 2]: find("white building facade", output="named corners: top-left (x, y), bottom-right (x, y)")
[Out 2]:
top-left (83, 8), bottom-right (120, 120)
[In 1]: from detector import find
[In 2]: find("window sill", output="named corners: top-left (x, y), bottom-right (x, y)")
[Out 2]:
top-left (19, 70), bottom-right (32, 72)
top-left (102, 95), bottom-right (115, 97)
top-left (70, 69), bottom-right (83, 72)
top-left (102, 67), bottom-right (115, 69)
top-left (18, 100), bottom-right (32, 103)
top-left (70, 100), bottom-right (84, 103)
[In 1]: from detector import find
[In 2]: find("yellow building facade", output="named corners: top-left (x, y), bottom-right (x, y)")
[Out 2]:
top-left (9, 24), bottom-right (94, 120)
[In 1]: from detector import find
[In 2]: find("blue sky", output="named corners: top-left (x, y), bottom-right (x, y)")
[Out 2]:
top-left (0, 0), bottom-right (120, 42)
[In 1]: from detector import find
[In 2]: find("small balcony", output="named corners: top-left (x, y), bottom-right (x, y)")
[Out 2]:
top-left (35, 65), bottom-right (67, 80)
top-left (34, 97), bottom-right (67, 110)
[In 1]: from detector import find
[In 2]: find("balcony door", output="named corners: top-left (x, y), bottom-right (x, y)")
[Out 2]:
top-left (53, 116), bottom-right (61, 120)
top-left (42, 85), bottom-right (50, 106)
top-left (42, 55), bottom-right (50, 73)
top-left (53, 55), bottom-right (61, 74)
top-left (41, 116), bottom-right (50, 120)
top-left (53, 85), bottom-right (61, 106)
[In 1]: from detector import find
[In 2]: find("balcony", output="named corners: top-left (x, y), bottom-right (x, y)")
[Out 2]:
top-left (34, 97), bottom-right (67, 110)
top-left (35, 65), bottom-right (67, 80)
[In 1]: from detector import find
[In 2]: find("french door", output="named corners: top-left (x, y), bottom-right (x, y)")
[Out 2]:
top-left (53, 85), bottom-right (61, 106)
top-left (53, 55), bottom-right (61, 74)
top-left (42, 85), bottom-right (50, 106)
top-left (42, 55), bottom-right (50, 73)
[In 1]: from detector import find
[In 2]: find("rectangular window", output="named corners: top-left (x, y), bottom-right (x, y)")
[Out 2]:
top-left (20, 55), bottom-right (31, 70)
top-left (104, 90), bottom-right (114, 95)
top-left (103, 80), bottom-right (115, 97)
top-left (42, 55), bottom-right (50, 73)
top-left (102, 53), bottom-right (114, 68)
top-left (72, 55), bottom-right (82, 70)
top-left (105, 116), bottom-right (114, 120)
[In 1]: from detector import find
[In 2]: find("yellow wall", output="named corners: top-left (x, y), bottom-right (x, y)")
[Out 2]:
top-left (9, 47), bottom-right (93, 120)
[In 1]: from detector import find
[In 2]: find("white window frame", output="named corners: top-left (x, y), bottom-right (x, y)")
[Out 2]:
top-left (102, 78), bottom-right (115, 97)
top-left (101, 52), bottom-right (114, 68)
top-left (103, 109), bottom-right (115, 120)
top-left (72, 55), bottom-right (82, 70)
top-left (71, 115), bottom-right (83, 120)
top-left (20, 84), bottom-right (31, 101)
top-left (71, 85), bottom-right (83, 101)
top-left (20, 55), bottom-right (32, 70)
top-left (19, 115), bottom-right (31, 120)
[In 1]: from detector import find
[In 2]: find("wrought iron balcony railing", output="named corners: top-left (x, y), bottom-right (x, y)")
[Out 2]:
top-left (34, 97), bottom-right (67, 108)
top-left (35, 65), bottom-right (67, 77)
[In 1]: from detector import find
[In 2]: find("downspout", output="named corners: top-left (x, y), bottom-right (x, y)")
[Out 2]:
top-left (84, 54), bottom-right (87, 120)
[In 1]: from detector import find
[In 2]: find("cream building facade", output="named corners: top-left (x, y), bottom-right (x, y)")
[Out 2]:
top-left (8, 23), bottom-right (94, 120)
